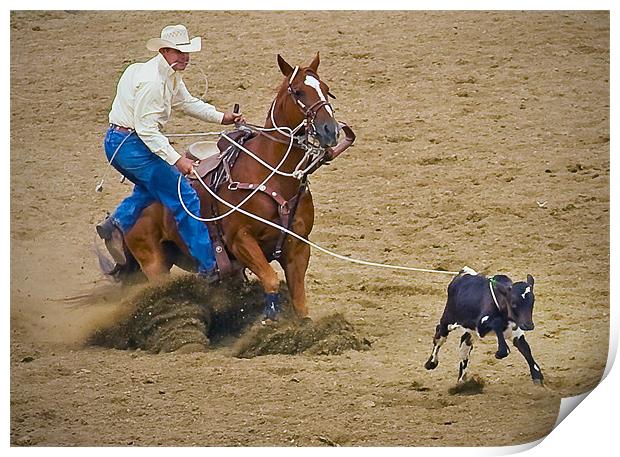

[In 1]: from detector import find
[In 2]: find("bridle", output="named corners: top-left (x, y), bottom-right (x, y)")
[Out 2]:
top-left (240, 65), bottom-right (348, 181)
top-left (284, 66), bottom-right (335, 140)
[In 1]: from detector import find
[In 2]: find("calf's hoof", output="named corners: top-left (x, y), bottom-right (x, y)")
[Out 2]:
top-left (424, 359), bottom-right (438, 370)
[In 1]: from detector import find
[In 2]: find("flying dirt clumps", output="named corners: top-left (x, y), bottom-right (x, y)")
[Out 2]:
top-left (87, 275), bottom-right (267, 353)
top-left (87, 275), bottom-right (370, 357)
top-left (448, 376), bottom-right (486, 395)
top-left (233, 313), bottom-right (372, 358)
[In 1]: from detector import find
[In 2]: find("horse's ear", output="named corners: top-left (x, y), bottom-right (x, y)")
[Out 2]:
top-left (309, 52), bottom-right (320, 72)
top-left (277, 54), bottom-right (294, 77)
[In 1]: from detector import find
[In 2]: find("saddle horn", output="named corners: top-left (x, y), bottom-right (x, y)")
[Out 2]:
top-left (233, 103), bottom-right (240, 127)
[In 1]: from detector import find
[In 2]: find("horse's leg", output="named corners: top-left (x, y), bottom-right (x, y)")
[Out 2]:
top-left (125, 206), bottom-right (171, 281)
top-left (229, 231), bottom-right (281, 320)
top-left (282, 240), bottom-right (311, 318)
top-left (280, 189), bottom-right (314, 318)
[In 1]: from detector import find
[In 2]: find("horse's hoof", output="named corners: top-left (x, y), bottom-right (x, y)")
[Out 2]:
top-left (424, 359), bottom-right (438, 370)
top-left (532, 378), bottom-right (544, 387)
top-left (299, 316), bottom-right (312, 325)
top-left (263, 293), bottom-right (282, 321)
top-left (263, 310), bottom-right (280, 322)
top-left (495, 349), bottom-right (509, 359)
top-left (198, 268), bottom-right (220, 285)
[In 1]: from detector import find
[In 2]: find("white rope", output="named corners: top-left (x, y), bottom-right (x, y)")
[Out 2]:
top-left (270, 99), bottom-right (306, 139)
top-left (489, 279), bottom-right (502, 310)
top-left (196, 66), bottom-right (209, 101)
top-left (176, 124), bottom-right (297, 223)
top-left (188, 169), bottom-right (458, 276)
top-left (95, 130), bottom-right (134, 192)
top-left (175, 98), bottom-right (318, 222)
top-left (165, 131), bottom-right (223, 138)
top-left (219, 131), bottom-right (310, 180)
top-left (172, 100), bottom-right (457, 276)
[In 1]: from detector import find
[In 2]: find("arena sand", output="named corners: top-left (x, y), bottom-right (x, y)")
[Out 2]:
top-left (10, 11), bottom-right (608, 446)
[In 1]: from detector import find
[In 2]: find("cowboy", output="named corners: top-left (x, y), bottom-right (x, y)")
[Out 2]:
top-left (96, 24), bottom-right (244, 278)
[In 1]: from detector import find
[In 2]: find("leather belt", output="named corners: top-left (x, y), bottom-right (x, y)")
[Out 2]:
top-left (109, 123), bottom-right (133, 133)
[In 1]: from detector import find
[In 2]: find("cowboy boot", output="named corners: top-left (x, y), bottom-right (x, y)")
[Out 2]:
top-left (96, 217), bottom-right (127, 265)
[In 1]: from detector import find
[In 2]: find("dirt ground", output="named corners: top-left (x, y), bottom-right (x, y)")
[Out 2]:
top-left (10, 11), bottom-right (609, 447)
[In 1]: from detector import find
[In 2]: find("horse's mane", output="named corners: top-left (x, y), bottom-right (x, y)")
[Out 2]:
top-left (273, 75), bottom-right (289, 93)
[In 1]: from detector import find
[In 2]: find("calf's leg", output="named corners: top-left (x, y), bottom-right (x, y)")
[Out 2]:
top-left (490, 318), bottom-right (510, 359)
top-left (513, 334), bottom-right (544, 385)
top-left (425, 323), bottom-right (449, 370)
top-left (457, 331), bottom-right (475, 382)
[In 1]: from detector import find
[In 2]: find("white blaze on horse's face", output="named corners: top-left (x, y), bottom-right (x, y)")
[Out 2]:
top-left (304, 75), bottom-right (334, 117)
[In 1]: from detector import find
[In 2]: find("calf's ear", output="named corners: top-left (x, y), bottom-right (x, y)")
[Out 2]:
top-left (493, 281), bottom-right (512, 296)
top-left (527, 274), bottom-right (535, 288)
top-left (491, 275), bottom-right (513, 296)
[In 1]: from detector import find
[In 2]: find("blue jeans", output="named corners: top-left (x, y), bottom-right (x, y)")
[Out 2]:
top-left (104, 127), bottom-right (216, 273)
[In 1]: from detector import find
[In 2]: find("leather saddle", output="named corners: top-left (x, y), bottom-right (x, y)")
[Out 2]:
top-left (186, 130), bottom-right (255, 180)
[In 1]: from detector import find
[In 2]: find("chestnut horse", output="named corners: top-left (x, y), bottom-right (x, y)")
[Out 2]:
top-left (112, 53), bottom-right (342, 320)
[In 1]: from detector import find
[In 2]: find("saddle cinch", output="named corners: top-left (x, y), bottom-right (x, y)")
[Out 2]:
top-left (185, 129), bottom-right (256, 277)
top-left (185, 124), bottom-right (356, 278)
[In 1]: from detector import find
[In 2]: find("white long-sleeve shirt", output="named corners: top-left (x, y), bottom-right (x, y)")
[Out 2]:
top-left (108, 53), bottom-right (224, 165)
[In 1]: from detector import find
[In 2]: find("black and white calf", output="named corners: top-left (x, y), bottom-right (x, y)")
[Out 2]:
top-left (424, 267), bottom-right (543, 385)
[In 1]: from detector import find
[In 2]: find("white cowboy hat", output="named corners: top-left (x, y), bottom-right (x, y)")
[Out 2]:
top-left (146, 24), bottom-right (202, 53)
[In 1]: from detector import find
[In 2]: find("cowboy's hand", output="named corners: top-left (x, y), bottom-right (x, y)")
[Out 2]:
top-left (175, 157), bottom-right (198, 176)
top-left (221, 111), bottom-right (246, 125)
